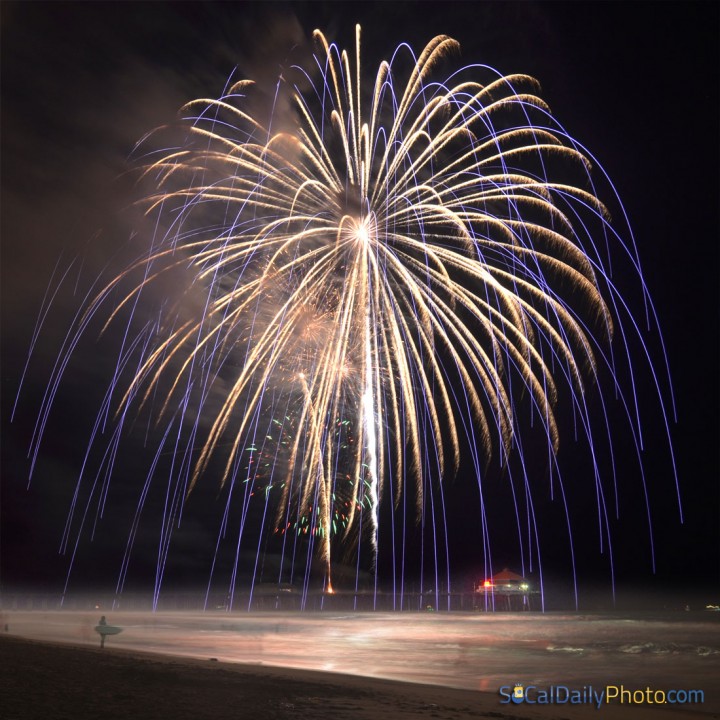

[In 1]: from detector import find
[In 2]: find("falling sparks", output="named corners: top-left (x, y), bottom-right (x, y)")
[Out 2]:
top-left (19, 25), bottom-right (676, 608)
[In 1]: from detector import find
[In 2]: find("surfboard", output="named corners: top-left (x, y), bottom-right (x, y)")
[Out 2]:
top-left (95, 624), bottom-right (123, 636)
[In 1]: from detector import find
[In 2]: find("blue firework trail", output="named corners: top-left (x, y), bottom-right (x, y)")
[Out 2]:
top-left (16, 25), bottom-right (678, 610)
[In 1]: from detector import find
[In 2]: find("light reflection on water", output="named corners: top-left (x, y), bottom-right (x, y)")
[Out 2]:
top-left (5, 611), bottom-right (720, 703)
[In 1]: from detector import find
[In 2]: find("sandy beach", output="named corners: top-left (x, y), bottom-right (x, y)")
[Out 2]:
top-left (2, 634), bottom-right (717, 720)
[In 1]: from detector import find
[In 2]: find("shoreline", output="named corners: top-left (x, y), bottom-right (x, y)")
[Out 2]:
top-left (3, 634), bottom-right (717, 719)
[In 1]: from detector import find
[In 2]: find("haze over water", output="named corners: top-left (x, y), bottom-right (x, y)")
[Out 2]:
top-left (4, 610), bottom-right (719, 711)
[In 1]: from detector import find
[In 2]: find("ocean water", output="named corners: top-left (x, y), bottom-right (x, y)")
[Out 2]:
top-left (4, 610), bottom-right (719, 710)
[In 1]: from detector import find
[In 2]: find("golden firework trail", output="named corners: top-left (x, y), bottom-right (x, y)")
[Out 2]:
top-left (20, 25), bottom-right (677, 609)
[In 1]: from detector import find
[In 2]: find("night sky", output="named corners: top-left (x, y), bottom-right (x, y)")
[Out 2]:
top-left (2, 2), bottom-right (718, 608)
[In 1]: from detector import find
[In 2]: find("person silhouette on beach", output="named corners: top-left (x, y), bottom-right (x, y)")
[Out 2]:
top-left (97, 616), bottom-right (108, 648)
top-left (94, 615), bottom-right (123, 648)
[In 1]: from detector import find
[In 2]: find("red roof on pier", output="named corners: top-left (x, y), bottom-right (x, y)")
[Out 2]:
top-left (491, 568), bottom-right (526, 583)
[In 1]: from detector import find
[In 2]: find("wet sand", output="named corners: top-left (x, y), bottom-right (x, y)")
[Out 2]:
top-left (1, 634), bottom-right (716, 719)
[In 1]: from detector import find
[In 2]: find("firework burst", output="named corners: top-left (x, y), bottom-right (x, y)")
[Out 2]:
top-left (20, 25), bottom-right (676, 609)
